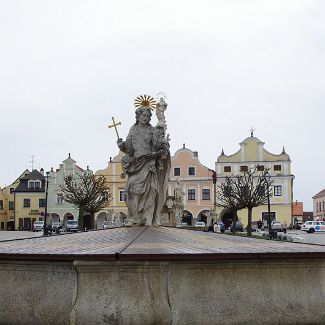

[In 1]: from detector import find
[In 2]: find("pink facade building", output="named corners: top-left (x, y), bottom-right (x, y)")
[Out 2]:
top-left (168, 145), bottom-right (215, 226)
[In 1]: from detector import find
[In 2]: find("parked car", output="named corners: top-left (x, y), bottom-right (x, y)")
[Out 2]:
top-left (271, 221), bottom-right (284, 232)
top-left (195, 221), bottom-right (206, 227)
top-left (213, 222), bottom-right (225, 233)
top-left (301, 221), bottom-right (325, 233)
top-left (33, 221), bottom-right (44, 232)
top-left (230, 221), bottom-right (243, 232)
top-left (65, 220), bottom-right (79, 232)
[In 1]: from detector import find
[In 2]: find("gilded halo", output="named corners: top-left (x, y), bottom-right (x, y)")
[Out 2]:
top-left (134, 95), bottom-right (157, 110)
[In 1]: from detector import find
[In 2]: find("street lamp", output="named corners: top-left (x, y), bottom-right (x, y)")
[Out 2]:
top-left (43, 171), bottom-right (50, 236)
top-left (265, 171), bottom-right (272, 239)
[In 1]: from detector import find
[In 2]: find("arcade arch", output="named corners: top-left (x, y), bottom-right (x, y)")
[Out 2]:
top-left (182, 210), bottom-right (193, 226)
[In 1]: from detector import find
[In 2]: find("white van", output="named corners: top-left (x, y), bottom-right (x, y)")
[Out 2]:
top-left (301, 221), bottom-right (325, 233)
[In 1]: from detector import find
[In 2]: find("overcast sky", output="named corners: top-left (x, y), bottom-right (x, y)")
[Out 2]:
top-left (0, 0), bottom-right (324, 209)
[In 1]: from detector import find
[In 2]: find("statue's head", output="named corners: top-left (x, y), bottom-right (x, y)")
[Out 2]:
top-left (135, 107), bottom-right (152, 125)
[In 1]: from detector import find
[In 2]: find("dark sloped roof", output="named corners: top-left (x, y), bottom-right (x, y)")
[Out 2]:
top-left (14, 170), bottom-right (45, 193)
top-left (21, 169), bottom-right (45, 181)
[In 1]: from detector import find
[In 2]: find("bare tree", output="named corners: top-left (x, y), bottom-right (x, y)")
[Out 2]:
top-left (218, 166), bottom-right (273, 236)
top-left (60, 172), bottom-right (112, 229)
top-left (218, 176), bottom-right (245, 233)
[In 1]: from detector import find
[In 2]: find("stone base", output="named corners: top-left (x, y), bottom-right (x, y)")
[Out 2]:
top-left (1, 258), bottom-right (325, 324)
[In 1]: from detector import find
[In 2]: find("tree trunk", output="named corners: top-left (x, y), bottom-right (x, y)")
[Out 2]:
top-left (232, 210), bottom-right (238, 234)
top-left (78, 206), bottom-right (84, 230)
top-left (247, 207), bottom-right (253, 236)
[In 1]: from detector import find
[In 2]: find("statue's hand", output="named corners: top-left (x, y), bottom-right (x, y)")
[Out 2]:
top-left (117, 138), bottom-right (124, 148)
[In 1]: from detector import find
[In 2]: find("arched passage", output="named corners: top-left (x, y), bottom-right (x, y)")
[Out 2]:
top-left (197, 210), bottom-right (209, 225)
top-left (220, 209), bottom-right (235, 230)
top-left (182, 210), bottom-right (193, 226)
top-left (96, 212), bottom-right (108, 229)
top-left (114, 212), bottom-right (127, 226)
top-left (50, 213), bottom-right (60, 224)
top-left (63, 212), bottom-right (74, 225)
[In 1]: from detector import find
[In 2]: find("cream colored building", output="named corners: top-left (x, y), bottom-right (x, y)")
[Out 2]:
top-left (169, 145), bottom-right (215, 226)
top-left (95, 151), bottom-right (128, 228)
top-left (313, 189), bottom-right (325, 220)
top-left (215, 134), bottom-right (294, 228)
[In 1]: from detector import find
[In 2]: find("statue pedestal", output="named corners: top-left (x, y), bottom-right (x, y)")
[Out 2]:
top-left (1, 227), bottom-right (325, 324)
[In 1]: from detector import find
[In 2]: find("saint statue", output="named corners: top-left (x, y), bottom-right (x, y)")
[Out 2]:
top-left (116, 95), bottom-right (171, 226)
top-left (173, 179), bottom-right (185, 226)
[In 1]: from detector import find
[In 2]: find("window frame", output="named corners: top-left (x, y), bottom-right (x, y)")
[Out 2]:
top-left (119, 190), bottom-right (125, 202)
top-left (202, 189), bottom-right (210, 200)
top-left (273, 185), bottom-right (282, 196)
top-left (188, 166), bottom-right (195, 176)
top-left (174, 167), bottom-right (180, 177)
top-left (188, 189), bottom-right (196, 200)
top-left (240, 165), bottom-right (248, 172)
top-left (39, 198), bottom-right (46, 208)
top-left (23, 198), bottom-right (31, 208)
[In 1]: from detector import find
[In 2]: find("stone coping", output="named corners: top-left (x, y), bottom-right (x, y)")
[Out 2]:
top-left (1, 226), bottom-right (325, 261)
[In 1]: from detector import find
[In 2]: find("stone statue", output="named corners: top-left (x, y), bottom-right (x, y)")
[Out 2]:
top-left (173, 179), bottom-right (185, 226)
top-left (156, 97), bottom-right (167, 129)
top-left (117, 103), bottom-right (170, 226)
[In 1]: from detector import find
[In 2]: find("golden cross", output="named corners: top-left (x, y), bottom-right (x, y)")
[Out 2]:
top-left (108, 117), bottom-right (121, 139)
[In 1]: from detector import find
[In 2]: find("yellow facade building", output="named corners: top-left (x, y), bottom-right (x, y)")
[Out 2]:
top-left (95, 151), bottom-right (127, 228)
top-left (0, 170), bottom-right (29, 231)
top-left (13, 169), bottom-right (46, 231)
top-left (215, 134), bottom-right (294, 229)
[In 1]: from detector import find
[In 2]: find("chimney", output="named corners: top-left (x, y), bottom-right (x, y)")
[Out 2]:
top-left (40, 168), bottom-right (44, 175)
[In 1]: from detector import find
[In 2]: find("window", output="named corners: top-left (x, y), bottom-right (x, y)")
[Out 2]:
top-left (240, 166), bottom-right (248, 172)
top-left (39, 199), bottom-right (45, 208)
top-left (188, 167), bottom-right (195, 176)
top-left (257, 165), bottom-right (264, 171)
top-left (119, 190), bottom-right (125, 202)
top-left (274, 185), bottom-right (282, 196)
top-left (188, 189), bottom-right (195, 200)
top-left (0, 200), bottom-right (3, 210)
top-left (23, 199), bottom-right (31, 208)
top-left (274, 165), bottom-right (281, 171)
top-left (323, 201), bottom-right (325, 212)
top-left (57, 194), bottom-right (64, 204)
top-left (174, 167), bottom-right (180, 176)
top-left (202, 189), bottom-right (210, 200)
top-left (28, 181), bottom-right (41, 189)
top-left (9, 201), bottom-right (14, 210)
top-left (10, 188), bottom-right (14, 193)
top-left (224, 166), bottom-right (231, 173)
top-left (102, 191), bottom-right (110, 202)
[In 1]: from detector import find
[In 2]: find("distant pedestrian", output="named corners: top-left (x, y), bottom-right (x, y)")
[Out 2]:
top-left (257, 220), bottom-right (262, 230)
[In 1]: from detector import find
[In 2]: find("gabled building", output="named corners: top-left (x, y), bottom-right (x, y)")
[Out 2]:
top-left (47, 154), bottom-right (85, 227)
top-left (0, 170), bottom-right (31, 231)
top-left (13, 169), bottom-right (46, 230)
top-left (95, 151), bottom-right (128, 229)
top-left (168, 144), bottom-right (215, 226)
top-left (215, 133), bottom-right (294, 228)
top-left (313, 189), bottom-right (325, 221)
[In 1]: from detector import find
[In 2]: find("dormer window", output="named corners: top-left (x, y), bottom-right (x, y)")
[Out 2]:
top-left (28, 180), bottom-right (41, 189)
